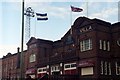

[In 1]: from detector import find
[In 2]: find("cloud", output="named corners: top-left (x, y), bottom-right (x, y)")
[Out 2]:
top-left (89, 7), bottom-right (118, 23)
top-left (25, 2), bottom-right (70, 19)
top-left (0, 44), bottom-right (27, 58)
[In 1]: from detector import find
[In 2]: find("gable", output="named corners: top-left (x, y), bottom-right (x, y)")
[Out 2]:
top-left (26, 37), bottom-right (37, 45)
top-left (73, 17), bottom-right (93, 28)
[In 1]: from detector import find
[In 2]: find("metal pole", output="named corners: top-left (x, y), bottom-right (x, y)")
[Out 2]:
top-left (70, 6), bottom-right (72, 34)
top-left (86, 1), bottom-right (88, 17)
top-left (20, 0), bottom-right (24, 79)
top-left (118, 1), bottom-right (120, 22)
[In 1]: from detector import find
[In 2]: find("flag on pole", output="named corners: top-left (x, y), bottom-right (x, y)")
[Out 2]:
top-left (36, 13), bottom-right (48, 20)
top-left (71, 6), bottom-right (83, 12)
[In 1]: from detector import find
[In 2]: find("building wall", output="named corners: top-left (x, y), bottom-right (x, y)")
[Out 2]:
top-left (2, 17), bottom-right (120, 80)
top-left (2, 53), bottom-right (18, 79)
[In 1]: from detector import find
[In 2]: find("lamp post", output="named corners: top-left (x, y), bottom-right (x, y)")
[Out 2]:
top-left (20, 0), bottom-right (25, 79)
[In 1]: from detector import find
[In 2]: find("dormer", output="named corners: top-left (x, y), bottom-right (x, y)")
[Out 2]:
top-left (26, 37), bottom-right (37, 50)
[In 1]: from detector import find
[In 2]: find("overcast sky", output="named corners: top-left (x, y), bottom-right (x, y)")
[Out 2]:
top-left (0, 0), bottom-right (120, 58)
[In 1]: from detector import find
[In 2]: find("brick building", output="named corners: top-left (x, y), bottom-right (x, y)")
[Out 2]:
top-left (25, 17), bottom-right (120, 80)
top-left (2, 17), bottom-right (120, 80)
top-left (2, 48), bottom-right (27, 80)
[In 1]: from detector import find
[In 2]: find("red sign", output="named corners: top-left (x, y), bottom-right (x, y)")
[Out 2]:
top-left (78, 60), bottom-right (95, 67)
top-left (26, 68), bottom-right (36, 74)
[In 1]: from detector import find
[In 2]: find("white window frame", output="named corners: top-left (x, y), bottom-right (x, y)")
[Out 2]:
top-left (64, 63), bottom-right (76, 70)
top-left (51, 65), bottom-right (60, 72)
top-left (80, 39), bottom-right (92, 52)
top-left (115, 62), bottom-right (120, 75)
top-left (29, 54), bottom-right (36, 63)
top-left (37, 67), bottom-right (47, 74)
top-left (99, 40), bottom-right (102, 49)
top-left (103, 41), bottom-right (106, 50)
top-left (108, 62), bottom-right (111, 75)
top-left (81, 67), bottom-right (94, 76)
top-left (104, 61), bottom-right (107, 75)
top-left (100, 61), bottom-right (104, 75)
top-left (107, 41), bottom-right (110, 51)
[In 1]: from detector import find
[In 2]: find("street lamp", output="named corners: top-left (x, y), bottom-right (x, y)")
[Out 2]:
top-left (20, 0), bottom-right (25, 79)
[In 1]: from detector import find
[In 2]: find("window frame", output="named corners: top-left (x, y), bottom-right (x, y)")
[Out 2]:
top-left (29, 54), bottom-right (36, 63)
top-left (80, 39), bottom-right (92, 52)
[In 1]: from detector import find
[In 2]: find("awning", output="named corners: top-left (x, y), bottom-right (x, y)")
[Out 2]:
top-left (26, 68), bottom-right (36, 74)
top-left (78, 60), bottom-right (95, 67)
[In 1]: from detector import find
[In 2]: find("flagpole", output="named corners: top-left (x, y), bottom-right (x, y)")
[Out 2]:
top-left (70, 6), bottom-right (72, 35)
top-left (86, 1), bottom-right (88, 17)
top-left (34, 15), bottom-right (37, 37)
top-left (118, 1), bottom-right (120, 22)
top-left (20, 0), bottom-right (24, 79)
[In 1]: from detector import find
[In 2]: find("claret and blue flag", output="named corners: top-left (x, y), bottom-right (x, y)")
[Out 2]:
top-left (36, 13), bottom-right (48, 20)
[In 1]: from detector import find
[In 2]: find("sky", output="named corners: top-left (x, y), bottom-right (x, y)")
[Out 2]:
top-left (0, 0), bottom-right (120, 58)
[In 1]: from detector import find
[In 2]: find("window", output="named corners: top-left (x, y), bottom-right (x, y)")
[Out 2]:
top-left (65, 64), bottom-right (70, 69)
top-left (51, 65), bottom-right (60, 72)
top-left (99, 40), bottom-right (110, 51)
top-left (103, 41), bottom-right (106, 50)
top-left (81, 67), bottom-right (93, 75)
top-left (108, 62), bottom-right (111, 75)
top-left (107, 41), bottom-right (110, 51)
top-left (37, 67), bottom-right (47, 73)
top-left (99, 40), bottom-right (102, 49)
top-left (115, 62), bottom-right (120, 75)
top-left (100, 61), bottom-right (104, 75)
top-left (80, 39), bottom-right (92, 52)
top-left (64, 63), bottom-right (76, 70)
top-left (104, 61), bottom-right (107, 75)
top-left (100, 61), bottom-right (111, 75)
top-left (29, 54), bottom-right (36, 63)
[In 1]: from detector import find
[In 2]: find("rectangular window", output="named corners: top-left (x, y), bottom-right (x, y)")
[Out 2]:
top-left (103, 41), bottom-right (106, 50)
top-left (81, 67), bottom-right (93, 75)
top-left (37, 67), bottom-right (47, 73)
top-left (100, 61), bottom-right (104, 75)
top-left (104, 61), bottom-right (107, 75)
top-left (80, 41), bottom-right (84, 52)
top-left (99, 40), bottom-right (102, 49)
top-left (107, 41), bottom-right (110, 51)
top-left (80, 39), bottom-right (92, 52)
top-left (115, 62), bottom-right (120, 75)
top-left (29, 54), bottom-right (36, 63)
top-left (108, 62), bottom-right (111, 75)
top-left (51, 65), bottom-right (60, 72)
top-left (64, 63), bottom-right (76, 70)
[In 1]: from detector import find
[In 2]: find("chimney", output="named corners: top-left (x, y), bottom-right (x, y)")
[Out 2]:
top-left (17, 47), bottom-right (20, 53)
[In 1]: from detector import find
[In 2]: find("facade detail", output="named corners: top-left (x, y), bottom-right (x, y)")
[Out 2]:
top-left (1, 17), bottom-right (120, 80)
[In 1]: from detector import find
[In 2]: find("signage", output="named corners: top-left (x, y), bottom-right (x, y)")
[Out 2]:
top-left (78, 60), bottom-right (95, 67)
top-left (80, 26), bottom-right (92, 33)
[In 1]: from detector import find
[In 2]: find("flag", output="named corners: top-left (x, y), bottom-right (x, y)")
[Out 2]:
top-left (71, 6), bottom-right (83, 12)
top-left (36, 13), bottom-right (48, 20)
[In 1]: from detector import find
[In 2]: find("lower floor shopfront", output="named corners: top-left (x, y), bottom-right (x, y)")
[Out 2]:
top-left (25, 59), bottom-right (120, 80)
